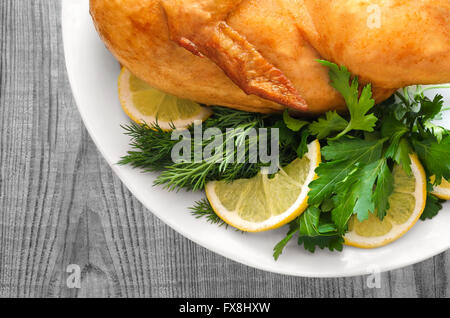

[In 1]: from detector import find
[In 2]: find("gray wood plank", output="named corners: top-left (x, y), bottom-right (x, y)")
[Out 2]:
top-left (0, 0), bottom-right (448, 298)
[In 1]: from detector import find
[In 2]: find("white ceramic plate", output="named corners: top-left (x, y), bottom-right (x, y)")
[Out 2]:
top-left (62, 0), bottom-right (450, 277)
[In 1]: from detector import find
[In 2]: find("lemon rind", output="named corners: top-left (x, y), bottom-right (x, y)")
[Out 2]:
top-left (118, 68), bottom-right (212, 130)
top-left (206, 140), bottom-right (321, 233)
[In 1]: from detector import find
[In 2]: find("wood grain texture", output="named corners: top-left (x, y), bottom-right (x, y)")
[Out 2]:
top-left (0, 0), bottom-right (449, 298)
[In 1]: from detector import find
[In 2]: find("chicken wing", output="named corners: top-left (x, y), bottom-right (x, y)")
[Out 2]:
top-left (162, 0), bottom-right (308, 111)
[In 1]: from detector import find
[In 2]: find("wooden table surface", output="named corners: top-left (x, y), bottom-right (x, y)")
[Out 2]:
top-left (0, 0), bottom-right (449, 298)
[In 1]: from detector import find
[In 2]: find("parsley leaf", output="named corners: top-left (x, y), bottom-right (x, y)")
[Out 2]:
top-left (331, 185), bottom-right (358, 233)
top-left (424, 122), bottom-right (447, 143)
top-left (419, 94), bottom-right (445, 121)
top-left (382, 117), bottom-right (409, 158)
top-left (420, 193), bottom-right (443, 221)
top-left (273, 207), bottom-right (344, 257)
top-left (380, 117), bottom-right (413, 175)
top-left (283, 110), bottom-right (309, 132)
top-left (318, 60), bottom-right (378, 139)
top-left (320, 137), bottom-right (385, 161)
top-left (392, 138), bottom-right (413, 176)
top-left (412, 134), bottom-right (450, 185)
top-left (373, 160), bottom-right (394, 220)
top-left (296, 129), bottom-right (310, 158)
top-left (274, 120), bottom-right (296, 146)
top-left (298, 235), bottom-right (344, 253)
top-left (273, 223), bottom-right (298, 260)
top-left (352, 160), bottom-right (390, 221)
top-left (309, 111), bottom-right (348, 139)
top-left (298, 206), bottom-right (322, 236)
top-left (330, 159), bottom-right (393, 231)
top-left (308, 137), bottom-right (385, 206)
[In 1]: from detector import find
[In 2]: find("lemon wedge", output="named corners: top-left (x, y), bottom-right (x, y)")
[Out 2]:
top-left (430, 177), bottom-right (450, 200)
top-left (118, 68), bottom-right (212, 130)
top-left (205, 140), bottom-right (321, 232)
top-left (345, 154), bottom-right (427, 248)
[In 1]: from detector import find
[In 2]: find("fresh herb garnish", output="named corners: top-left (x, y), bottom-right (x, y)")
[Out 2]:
top-left (309, 111), bottom-right (348, 139)
top-left (121, 108), bottom-right (289, 191)
top-left (412, 135), bottom-right (450, 185)
top-left (274, 63), bottom-right (449, 258)
top-left (119, 61), bottom-right (449, 258)
top-left (420, 193), bottom-right (444, 221)
top-left (190, 199), bottom-right (229, 227)
top-left (314, 60), bottom-right (378, 139)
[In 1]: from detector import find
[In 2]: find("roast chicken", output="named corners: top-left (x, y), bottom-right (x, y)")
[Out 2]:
top-left (90, 0), bottom-right (450, 113)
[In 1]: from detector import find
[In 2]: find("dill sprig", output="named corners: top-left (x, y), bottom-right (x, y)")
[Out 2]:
top-left (118, 122), bottom-right (177, 171)
top-left (119, 107), bottom-right (298, 191)
top-left (204, 106), bottom-right (268, 128)
top-left (189, 199), bottom-right (228, 227)
top-left (155, 120), bottom-right (267, 191)
top-left (190, 199), bottom-right (245, 232)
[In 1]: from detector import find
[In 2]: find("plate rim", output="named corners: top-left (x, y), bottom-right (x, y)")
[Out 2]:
top-left (61, 0), bottom-right (450, 278)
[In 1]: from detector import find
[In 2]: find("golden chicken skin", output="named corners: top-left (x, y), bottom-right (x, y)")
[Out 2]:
top-left (302, 0), bottom-right (450, 89)
top-left (90, 0), bottom-right (450, 114)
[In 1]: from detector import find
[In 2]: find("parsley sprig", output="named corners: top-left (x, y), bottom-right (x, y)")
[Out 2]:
top-left (316, 60), bottom-right (378, 139)
top-left (274, 62), bottom-right (449, 259)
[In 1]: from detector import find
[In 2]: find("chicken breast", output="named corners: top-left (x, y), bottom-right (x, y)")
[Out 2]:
top-left (90, 0), bottom-right (450, 113)
top-left (302, 0), bottom-right (450, 89)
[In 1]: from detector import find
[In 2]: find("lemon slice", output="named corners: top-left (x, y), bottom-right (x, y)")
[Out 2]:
top-left (118, 68), bottom-right (212, 130)
top-left (345, 154), bottom-right (427, 248)
top-left (205, 140), bottom-right (321, 232)
top-left (430, 177), bottom-right (450, 200)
